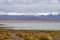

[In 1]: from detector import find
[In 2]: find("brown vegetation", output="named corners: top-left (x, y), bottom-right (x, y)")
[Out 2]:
top-left (0, 28), bottom-right (60, 40)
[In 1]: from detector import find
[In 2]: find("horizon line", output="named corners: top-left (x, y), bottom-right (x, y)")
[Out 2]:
top-left (0, 20), bottom-right (60, 23)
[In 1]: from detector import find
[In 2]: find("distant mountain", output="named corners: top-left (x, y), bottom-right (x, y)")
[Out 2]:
top-left (0, 15), bottom-right (60, 20)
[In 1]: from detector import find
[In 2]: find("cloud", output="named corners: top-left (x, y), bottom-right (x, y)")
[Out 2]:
top-left (0, 11), bottom-right (59, 16)
top-left (0, 0), bottom-right (60, 13)
top-left (51, 0), bottom-right (59, 3)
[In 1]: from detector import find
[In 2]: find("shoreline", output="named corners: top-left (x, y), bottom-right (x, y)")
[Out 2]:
top-left (0, 20), bottom-right (60, 23)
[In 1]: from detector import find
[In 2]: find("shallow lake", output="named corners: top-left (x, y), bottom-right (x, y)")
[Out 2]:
top-left (0, 22), bottom-right (60, 30)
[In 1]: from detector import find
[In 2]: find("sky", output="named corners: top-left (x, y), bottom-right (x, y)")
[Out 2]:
top-left (0, 0), bottom-right (60, 20)
top-left (0, 0), bottom-right (60, 13)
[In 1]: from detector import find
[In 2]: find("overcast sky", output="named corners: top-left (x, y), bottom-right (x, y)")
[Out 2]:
top-left (0, 0), bottom-right (60, 13)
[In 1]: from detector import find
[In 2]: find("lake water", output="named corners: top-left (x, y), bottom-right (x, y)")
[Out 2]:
top-left (0, 22), bottom-right (60, 30)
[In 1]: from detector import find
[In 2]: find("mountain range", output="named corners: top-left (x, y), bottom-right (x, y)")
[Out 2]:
top-left (0, 15), bottom-right (60, 20)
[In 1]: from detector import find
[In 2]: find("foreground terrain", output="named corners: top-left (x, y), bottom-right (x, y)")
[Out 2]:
top-left (0, 28), bottom-right (60, 40)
